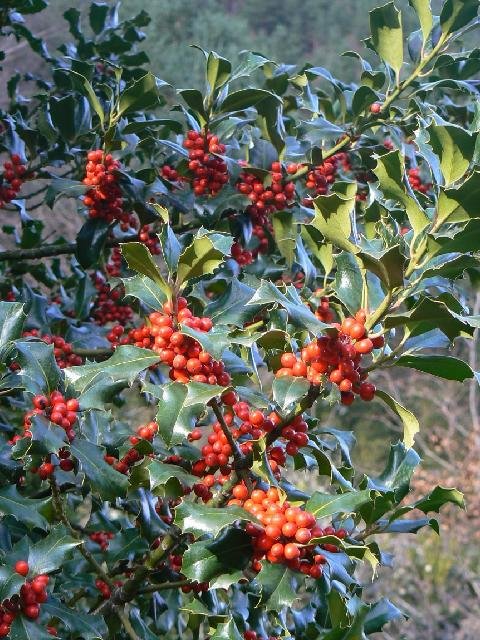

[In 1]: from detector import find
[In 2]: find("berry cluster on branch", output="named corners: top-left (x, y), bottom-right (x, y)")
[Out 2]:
top-left (277, 310), bottom-right (381, 405)
top-left (83, 150), bottom-right (136, 230)
top-left (183, 130), bottom-right (228, 196)
top-left (0, 155), bottom-right (27, 208)
top-left (0, 563), bottom-right (50, 637)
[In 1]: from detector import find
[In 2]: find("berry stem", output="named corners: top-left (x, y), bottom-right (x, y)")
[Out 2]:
top-left (49, 478), bottom-right (114, 587)
top-left (210, 398), bottom-right (248, 469)
top-left (266, 385), bottom-right (321, 447)
top-left (137, 579), bottom-right (190, 594)
top-left (116, 608), bottom-right (141, 640)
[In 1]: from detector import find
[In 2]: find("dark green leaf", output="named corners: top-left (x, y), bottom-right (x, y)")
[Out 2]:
top-left (375, 390), bottom-right (419, 448)
top-left (65, 345), bottom-right (159, 395)
top-left (0, 486), bottom-right (49, 530)
top-left (174, 502), bottom-right (253, 538)
top-left (15, 340), bottom-right (62, 395)
top-left (76, 218), bottom-right (110, 269)
top-left (28, 525), bottom-right (80, 575)
top-left (43, 599), bottom-right (107, 640)
top-left (70, 439), bottom-right (128, 501)
top-left (395, 354), bottom-right (473, 380)
top-left (306, 490), bottom-right (372, 518)
top-left (122, 274), bottom-right (167, 310)
top-left (121, 242), bottom-right (171, 299)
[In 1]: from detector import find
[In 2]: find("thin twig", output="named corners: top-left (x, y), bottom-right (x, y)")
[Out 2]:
top-left (0, 234), bottom-right (139, 262)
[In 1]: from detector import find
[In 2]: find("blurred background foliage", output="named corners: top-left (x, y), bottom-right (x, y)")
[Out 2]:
top-left (1, 1), bottom-right (479, 638)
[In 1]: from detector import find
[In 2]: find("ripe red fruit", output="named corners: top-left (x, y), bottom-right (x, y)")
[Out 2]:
top-left (66, 398), bottom-right (79, 412)
top-left (24, 604), bottom-right (40, 619)
top-left (280, 352), bottom-right (297, 368)
top-left (370, 102), bottom-right (382, 114)
top-left (284, 543), bottom-right (300, 560)
top-left (14, 560), bottom-right (29, 576)
top-left (33, 395), bottom-right (48, 410)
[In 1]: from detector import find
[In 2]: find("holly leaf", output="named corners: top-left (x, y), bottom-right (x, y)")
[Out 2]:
top-left (0, 302), bottom-right (25, 351)
top-left (210, 619), bottom-right (243, 640)
top-left (9, 617), bottom-right (53, 640)
top-left (414, 486), bottom-right (465, 513)
top-left (15, 340), bottom-right (62, 395)
top-left (311, 182), bottom-right (358, 252)
top-left (0, 486), bottom-right (49, 530)
top-left (272, 211), bottom-right (296, 267)
top-left (182, 529), bottom-right (252, 584)
top-left (174, 502), bottom-right (253, 538)
top-left (409, 0), bottom-right (434, 43)
top-left (373, 151), bottom-right (429, 235)
top-left (122, 274), bottom-right (167, 310)
top-left (306, 490), bottom-right (372, 519)
top-left (205, 278), bottom-right (261, 327)
top-left (256, 563), bottom-right (302, 611)
top-left (427, 124), bottom-right (476, 186)
top-left (70, 439), bottom-right (128, 501)
top-left (121, 242), bottom-right (171, 299)
top-left (176, 233), bottom-right (231, 289)
top-left (272, 376), bottom-right (311, 410)
top-left (375, 390), bottom-right (419, 448)
top-left (394, 354), bottom-right (473, 381)
top-left (155, 381), bottom-right (227, 446)
top-left (369, 2), bottom-right (404, 77)
top-left (130, 460), bottom-right (196, 495)
top-left (42, 599), bottom-right (107, 640)
top-left (65, 345), bottom-right (159, 395)
top-left (28, 525), bottom-right (81, 575)
top-left (440, 0), bottom-right (479, 34)
top-left (0, 567), bottom-right (24, 600)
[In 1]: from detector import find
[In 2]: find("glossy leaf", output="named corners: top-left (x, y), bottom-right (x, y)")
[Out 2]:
top-left (394, 354), bottom-right (474, 380)
top-left (375, 390), bottom-right (419, 448)
top-left (307, 490), bottom-right (372, 518)
top-left (369, 2), bottom-right (404, 76)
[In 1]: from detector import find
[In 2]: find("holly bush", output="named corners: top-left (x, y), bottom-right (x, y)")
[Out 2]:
top-left (0, 0), bottom-right (479, 638)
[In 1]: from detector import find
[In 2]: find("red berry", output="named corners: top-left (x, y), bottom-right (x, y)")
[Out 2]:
top-left (14, 560), bottom-right (29, 576)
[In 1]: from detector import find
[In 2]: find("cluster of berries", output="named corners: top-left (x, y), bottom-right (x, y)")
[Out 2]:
top-left (138, 224), bottom-right (161, 255)
top-left (244, 632), bottom-right (279, 640)
top-left (314, 294), bottom-right (335, 323)
top-left (105, 247), bottom-right (122, 277)
top-left (229, 486), bottom-right (340, 577)
top-left (105, 421), bottom-right (158, 474)
top-left (160, 164), bottom-right (181, 183)
top-left (23, 393), bottom-right (79, 442)
top-left (277, 271), bottom-right (305, 289)
top-left (407, 167), bottom-right (431, 194)
top-left (188, 397), bottom-right (307, 498)
top-left (89, 531), bottom-right (115, 551)
top-left (276, 310), bottom-right (381, 405)
top-left (246, 205), bottom-right (272, 255)
top-left (82, 150), bottom-right (136, 230)
top-left (126, 298), bottom-right (231, 386)
top-left (22, 331), bottom-right (83, 368)
top-left (95, 579), bottom-right (122, 600)
top-left (183, 130), bottom-right (228, 196)
top-left (301, 153), bottom-right (351, 207)
top-left (0, 562), bottom-right (50, 636)
top-left (91, 273), bottom-right (133, 326)
top-left (236, 162), bottom-right (296, 213)
top-left (0, 154), bottom-right (27, 208)
top-left (231, 241), bottom-right (254, 266)
top-left (229, 204), bottom-right (272, 266)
